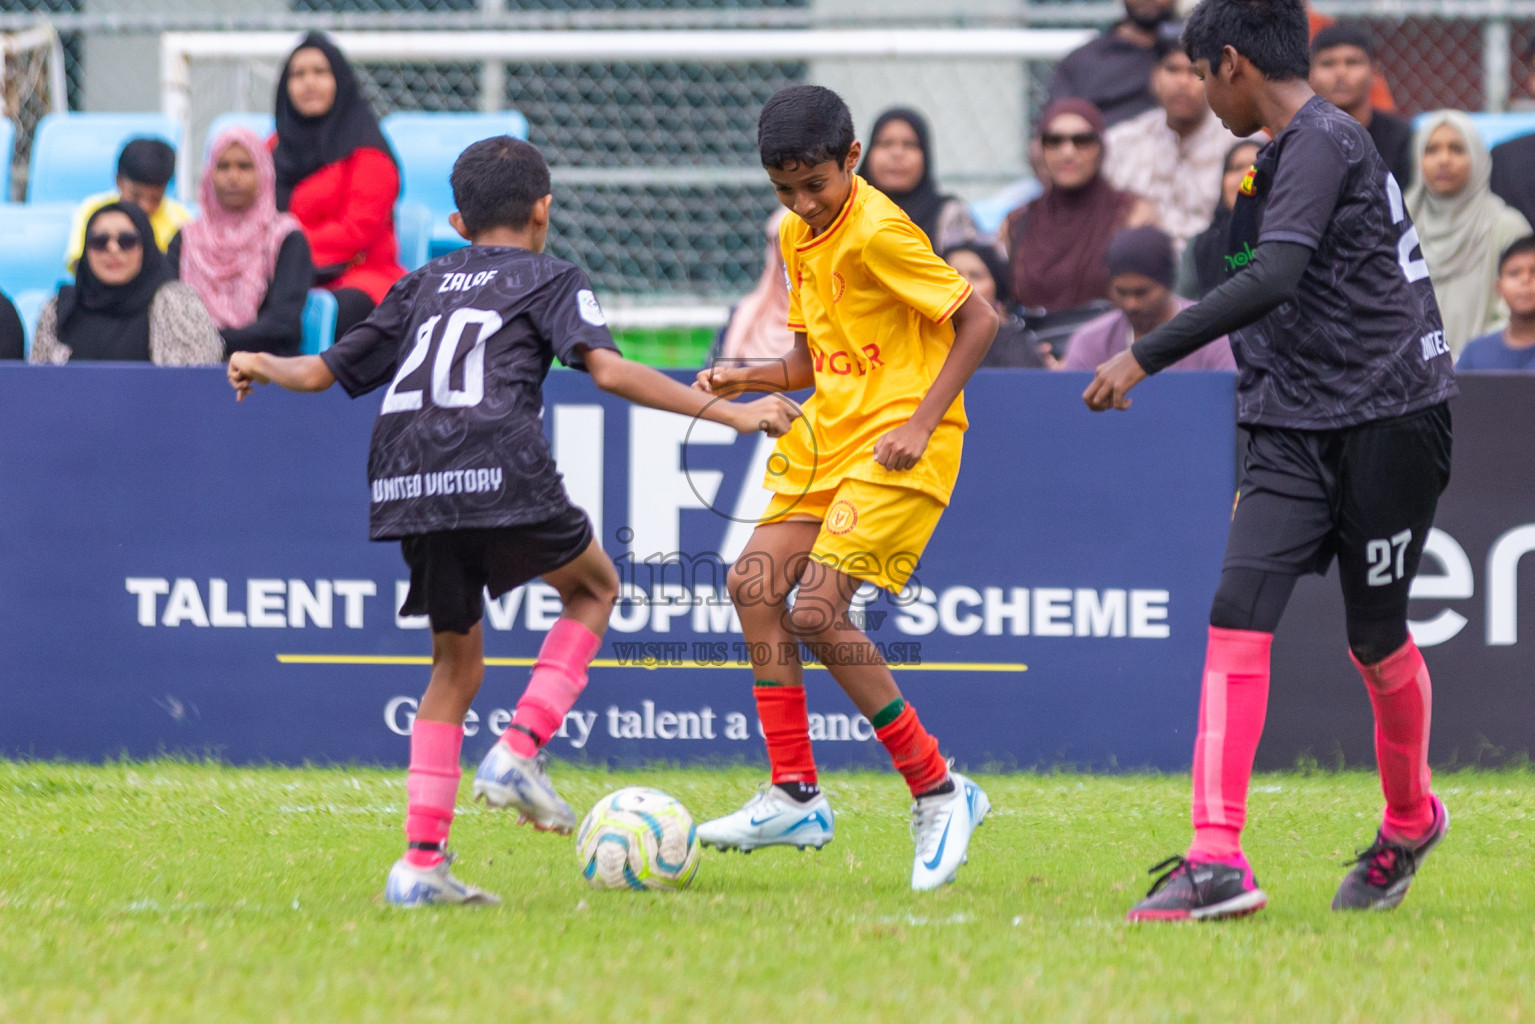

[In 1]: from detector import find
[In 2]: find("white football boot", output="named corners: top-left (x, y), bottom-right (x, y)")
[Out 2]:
top-left (384, 851), bottom-right (501, 908)
top-left (696, 784), bottom-right (835, 853)
top-left (472, 743), bottom-right (578, 834)
top-left (910, 771), bottom-right (990, 891)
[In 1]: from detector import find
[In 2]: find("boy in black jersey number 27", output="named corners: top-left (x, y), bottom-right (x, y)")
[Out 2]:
top-left (1085, 0), bottom-right (1456, 922)
top-left (228, 137), bottom-right (798, 907)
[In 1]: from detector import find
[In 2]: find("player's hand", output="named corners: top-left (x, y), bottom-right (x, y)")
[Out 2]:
top-left (694, 363), bottom-right (749, 398)
top-left (873, 421), bottom-right (932, 472)
top-left (734, 395), bottom-right (800, 438)
top-left (227, 353), bottom-right (269, 403)
top-left (1083, 349), bottom-right (1148, 412)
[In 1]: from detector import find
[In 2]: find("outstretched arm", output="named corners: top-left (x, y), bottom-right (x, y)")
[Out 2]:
top-left (1083, 241), bottom-right (1311, 412)
top-left (584, 346), bottom-right (799, 437)
top-left (693, 332), bottom-right (814, 397)
top-left (228, 352), bottom-right (336, 402)
top-left (873, 289), bottom-right (998, 471)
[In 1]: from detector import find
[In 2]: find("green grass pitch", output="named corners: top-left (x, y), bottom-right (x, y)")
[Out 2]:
top-left (2, 760), bottom-right (1532, 1023)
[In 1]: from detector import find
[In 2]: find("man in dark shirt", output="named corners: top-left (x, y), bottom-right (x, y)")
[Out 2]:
top-left (227, 136), bottom-right (796, 908)
top-left (1308, 23), bottom-right (1414, 188)
top-left (1085, 0), bottom-right (1456, 924)
top-left (1490, 40), bottom-right (1535, 227)
top-left (1048, 0), bottom-right (1180, 127)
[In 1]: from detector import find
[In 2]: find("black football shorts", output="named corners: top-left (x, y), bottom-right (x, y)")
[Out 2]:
top-left (399, 504), bottom-right (595, 635)
top-left (1223, 402), bottom-right (1452, 619)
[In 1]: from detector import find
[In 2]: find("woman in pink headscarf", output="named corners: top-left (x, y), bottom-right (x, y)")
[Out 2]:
top-left (716, 207), bottom-right (795, 365)
top-left (168, 126), bottom-right (315, 357)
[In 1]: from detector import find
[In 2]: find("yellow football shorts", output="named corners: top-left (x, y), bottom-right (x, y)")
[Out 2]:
top-left (760, 477), bottom-right (946, 594)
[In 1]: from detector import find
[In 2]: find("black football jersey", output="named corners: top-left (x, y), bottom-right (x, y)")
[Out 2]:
top-left (320, 245), bottom-right (618, 539)
top-left (1225, 96), bottom-right (1457, 429)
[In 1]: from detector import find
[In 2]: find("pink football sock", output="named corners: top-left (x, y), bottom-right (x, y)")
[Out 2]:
top-left (1188, 626), bottom-right (1272, 863)
top-left (404, 718), bottom-right (463, 868)
top-left (502, 618), bottom-right (602, 758)
top-left (1353, 639), bottom-right (1435, 843)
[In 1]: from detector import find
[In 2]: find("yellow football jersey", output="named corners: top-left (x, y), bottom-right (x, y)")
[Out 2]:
top-left (772, 175), bottom-right (973, 506)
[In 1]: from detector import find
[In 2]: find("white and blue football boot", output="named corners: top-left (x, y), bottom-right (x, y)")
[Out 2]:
top-left (384, 851), bottom-right (500, 908)
top-left (472, 744), bottom-right (578, 835)
top-left (909, 771), bottom-right (989, 891)
top-left (695, 784), bottom-right (835, 853)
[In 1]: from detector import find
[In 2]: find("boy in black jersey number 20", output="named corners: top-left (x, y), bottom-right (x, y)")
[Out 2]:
top-left (228, 137), bottom-right (798, 907)
top-left (1085, 0), bottom-right (1456, 922)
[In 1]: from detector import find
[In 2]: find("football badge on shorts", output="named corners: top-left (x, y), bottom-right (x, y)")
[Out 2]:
top-left (825, 499), bottom-right (858, 535)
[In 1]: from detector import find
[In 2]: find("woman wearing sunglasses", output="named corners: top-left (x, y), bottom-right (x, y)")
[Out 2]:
top-left (30, 202), bottom-right (223, 365)
top-left (1000, 99), bottom-right (1157, 317)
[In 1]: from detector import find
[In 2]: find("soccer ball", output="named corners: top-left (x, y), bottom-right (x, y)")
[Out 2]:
top-left (575, 787), bottom-right (701, 891)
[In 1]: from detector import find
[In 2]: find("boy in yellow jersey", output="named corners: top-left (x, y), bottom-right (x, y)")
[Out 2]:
top-left (693, 86), bottom-right (1000, 891)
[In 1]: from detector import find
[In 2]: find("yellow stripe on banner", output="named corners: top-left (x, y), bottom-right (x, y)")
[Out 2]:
top-left (276, 654), bottom-right (1026, 673)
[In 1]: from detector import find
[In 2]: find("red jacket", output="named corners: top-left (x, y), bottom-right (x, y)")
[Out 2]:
top-left (274, 144), bottom-right (405, 303)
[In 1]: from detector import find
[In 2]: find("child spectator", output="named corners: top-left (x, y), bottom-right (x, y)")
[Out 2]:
top-left (1048, 0), bottom-right (1180, 126)
top-left (1456, 237), bottom-right (1535, 371)
top-left (1105, 46), bottom-right (1251, 252)
top-left (942, 242), bottom-right (1050, 368)
top-left (169, 127), bottom-right (314, 358)
top-left (1407, 110), bottom-right (1533, 356)
top-left (65, 138), bottom-right (190, 273)
top-left (1063, 225), bottom-right (1234, 371)
top-left (1309, 24), bottom-right (1414, 188)
top-left (1001, 99), bottom-right (1156, 314)
top-left (1178, 140), bottom-right (1263, 299)
top-left (857, 108), bottom-right (978, 252)
top-left (272, 32), bottom-right (405, 338)
top-left (33, 202), bottom-right (222, 365)
top-left (716, 207), bottom-right (795, 364)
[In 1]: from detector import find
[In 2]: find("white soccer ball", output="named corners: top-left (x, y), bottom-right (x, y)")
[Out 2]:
top-left (575, 787), bottom-right (701, 891)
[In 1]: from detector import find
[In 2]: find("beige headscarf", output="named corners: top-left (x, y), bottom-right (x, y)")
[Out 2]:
top-left (720, 207), bottom-right (794, 364)
top-left (1406, 110), bottom-right (1532, 354)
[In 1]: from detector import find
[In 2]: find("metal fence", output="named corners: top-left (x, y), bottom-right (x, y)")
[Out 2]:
top-left (4, 0), bottom-right (1533, 303)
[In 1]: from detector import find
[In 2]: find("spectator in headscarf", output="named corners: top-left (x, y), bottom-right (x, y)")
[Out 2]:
top-left (1407, 110), bottom-right (1532, 357)
top-left (1062, 225), bottom-right (1234, 371)
top-left (942, 242), bottom-right (1050, 368)
top-left (857, 108), bottom-right (978, 252)
top-left (1000, 99), bottom-right (1156, 314)
top-left (716, 207), bottom-right (795, 365)
top-left (272, 32), bottom-right (404, 338)
top-left (1176, 139), bottom-right (1263, 300)
top-left (65, 138), bottom-right (191, 273)
top-left (169, 127), bottom-right (314, 358)
top-left (31, 202), bottom-right (222, 365)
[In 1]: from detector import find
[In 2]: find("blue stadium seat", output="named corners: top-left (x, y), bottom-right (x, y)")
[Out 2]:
top-left (0, 120), bottom-right (15, 202)
top-left (202, 112), bottom-right (277, 159)
top-left (395, 199), bottom-right (435, 271)
top-left (28, 112), bottom-right (183, 204)
top-left (380, 112), bottom-right (529, 258)
top-left (11, 288), bottom-right (52, 360)
top-left (0, 202), bottom-right (74, 294)
top-left (1411, 111), bottom-right (1535, 150)
top-left (301, 289), bottom-right (338, 355)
